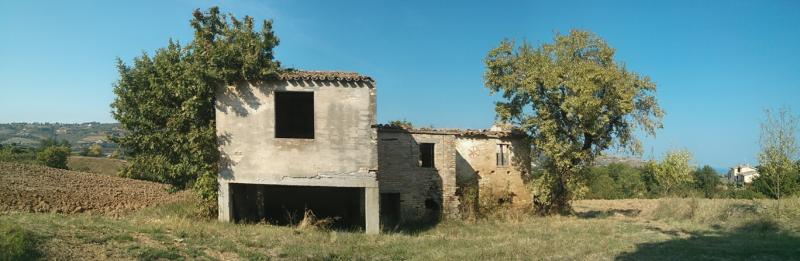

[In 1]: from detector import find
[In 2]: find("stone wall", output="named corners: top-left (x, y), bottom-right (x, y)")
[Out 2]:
top-left (378, 128), bottom-right (531, 223)
top-left (377, 131), bottom-right (459, 221)
top-left (455, 137), bottom-right (531, 208)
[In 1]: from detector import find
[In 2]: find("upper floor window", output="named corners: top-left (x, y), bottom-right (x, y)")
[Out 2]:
top-left (275, 91), bottom-right (314, 139)
top-left (497, 144), bottom-right (510, 166)
top-left (419, 143), bottom-right (435, 168)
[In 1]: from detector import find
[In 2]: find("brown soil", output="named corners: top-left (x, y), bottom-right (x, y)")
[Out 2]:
top-left (0, 162), bottom-right (189, 215)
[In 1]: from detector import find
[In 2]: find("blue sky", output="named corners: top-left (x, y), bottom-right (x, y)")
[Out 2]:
top-left (1, 0), bottom-right (798, 168)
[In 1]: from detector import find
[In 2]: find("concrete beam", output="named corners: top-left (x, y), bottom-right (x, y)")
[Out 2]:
top-left (364, 187), bottom-right (380, 234)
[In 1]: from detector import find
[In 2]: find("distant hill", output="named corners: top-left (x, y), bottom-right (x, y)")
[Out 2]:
top-left (594, 154), bottom-right (648, 168)
top-left (0, 122), bottom-right (123, 155)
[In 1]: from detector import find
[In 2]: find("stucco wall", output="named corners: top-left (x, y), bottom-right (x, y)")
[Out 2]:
top-left (215, 80), bottom-right (378, 187)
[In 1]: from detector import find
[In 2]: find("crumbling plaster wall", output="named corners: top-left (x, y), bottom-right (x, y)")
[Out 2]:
top-left (216, 80), bottom-right (378, 186)
top-left (455, 137), bottom-right (532, 207)
top-left (216, 79), bottom-right (380, 233)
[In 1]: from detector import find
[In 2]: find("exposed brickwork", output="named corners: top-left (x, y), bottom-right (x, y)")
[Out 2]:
top-left (377, 131), bottom-right (458, 221)
top-left (378, 128), bottom-right (531, 222)
top-left (455, 137), bottom-right (532, 207)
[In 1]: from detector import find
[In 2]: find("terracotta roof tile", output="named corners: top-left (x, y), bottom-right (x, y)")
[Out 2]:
top-left (279, 70), bottom-right (374, 82)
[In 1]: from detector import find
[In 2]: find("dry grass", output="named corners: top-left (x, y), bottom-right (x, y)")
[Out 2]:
top-left (3, 197), bottom-right (799, 260)
top-left (67, 156), bottom-right (127, 176)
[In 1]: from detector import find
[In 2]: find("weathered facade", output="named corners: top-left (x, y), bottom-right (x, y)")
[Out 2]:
top-left (377, 126), bottom-right (531, 224)
top-left (216, 71), bottom-right (532, 232)
top-left (216, 71), bottom-right (380, 234)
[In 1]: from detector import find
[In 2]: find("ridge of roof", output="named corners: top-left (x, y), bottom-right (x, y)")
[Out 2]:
top-left (375, 124), bottom-right (527, 139)
top-left (279, 70), bottom-right (374, 82)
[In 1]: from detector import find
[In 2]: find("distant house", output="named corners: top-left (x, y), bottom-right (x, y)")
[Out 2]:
top-left (727, 165), bottom-right (759, 184)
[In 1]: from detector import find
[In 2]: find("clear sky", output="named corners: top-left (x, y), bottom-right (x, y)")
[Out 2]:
top-left (1, 0), bottom-right (798, 168)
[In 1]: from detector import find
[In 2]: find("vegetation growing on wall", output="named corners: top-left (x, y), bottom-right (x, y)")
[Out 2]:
top-left (111, 7), bottom-right (282, 214)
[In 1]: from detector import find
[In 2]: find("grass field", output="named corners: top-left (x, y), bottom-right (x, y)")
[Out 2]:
top-left (67, 156), bottom-right (127, 176)
top-left (3, 196), bottom-right (799, 260)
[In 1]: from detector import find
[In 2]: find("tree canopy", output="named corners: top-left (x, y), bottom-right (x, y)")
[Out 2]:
top-left (111, 7), bottom-right (282, 212)
top-left (483, 30), bottom-right (664, 214)
top-left (647, 150), bottom-right (694, 196)
top-left (752, 107), bottom-right (799, 199)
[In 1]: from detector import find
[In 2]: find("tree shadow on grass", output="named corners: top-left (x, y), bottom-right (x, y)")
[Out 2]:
top-left (577, 209), bottom-right (641, 219)
top-left (616, 220), bottom-right (800, 260)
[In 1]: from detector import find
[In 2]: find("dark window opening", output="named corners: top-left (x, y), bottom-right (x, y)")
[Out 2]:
top-left (424, 198), bottom-right (441, 222)
top-left (380, 193), bottom-right (401, 228)
top-left (419, 143), bottom-right (435, 168)
top-left (275, 91), bottom-right (314, 139)
top-left (230, 184), bottom-right (363, 229)
top-left (497, 144), bottom-right (510, 166)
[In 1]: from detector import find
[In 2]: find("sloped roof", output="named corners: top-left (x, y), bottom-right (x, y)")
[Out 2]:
top-left (279, 70), bottom-right (374, 82)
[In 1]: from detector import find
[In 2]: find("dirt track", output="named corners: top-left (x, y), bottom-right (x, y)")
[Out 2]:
top-left (0, 162), bottom-right (188, 215)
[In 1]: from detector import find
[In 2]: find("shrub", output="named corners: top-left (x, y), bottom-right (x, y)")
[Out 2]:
top-left (0, 145), bottom-right (37, 164)
top-left (37, 146), bottom-right (70, 169)
top-left (584, 163), bottom-right (647, 199)
top-left (726, 188), bottom-right (767, 199)
top-left (0, 223), bottom-right (39, 261)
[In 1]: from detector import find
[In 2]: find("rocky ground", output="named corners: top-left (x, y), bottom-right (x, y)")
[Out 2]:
top-left (0, 162), bottom-right (188, 216)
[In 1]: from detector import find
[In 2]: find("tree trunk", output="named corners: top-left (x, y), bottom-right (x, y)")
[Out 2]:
top-left (536, 169), bottom-right (573, 215)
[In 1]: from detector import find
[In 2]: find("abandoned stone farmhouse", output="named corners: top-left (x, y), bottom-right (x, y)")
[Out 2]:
top-left (216, 71), bottom-right (531, 234)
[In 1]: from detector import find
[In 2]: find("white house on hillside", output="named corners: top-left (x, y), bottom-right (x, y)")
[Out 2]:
top-left (727, 165), bottom-right (759, 184)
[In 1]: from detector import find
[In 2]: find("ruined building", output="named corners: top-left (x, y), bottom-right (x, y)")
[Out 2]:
top-left (216, 71), bottom-right (531, 234)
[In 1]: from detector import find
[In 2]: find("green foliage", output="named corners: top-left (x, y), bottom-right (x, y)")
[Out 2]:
top-left (584, 163), bottom-right (647, 199)
top-left (80, 144), bottom-right (103, 157)
top-left (724, 188), bottom-right (767, 199)
top-left (387, 119), bottom-right (413, 129)
top-left (692, 165), bottom-right (722, 198)
top-left (0, 222), bottom-right (39, 261)
top-left (88, 144), bottom-right (103, 157)
top-left (751, 107), bottom-right (800, 199)
top-left (111, 7), bottom-right (282, 212)
top-left (646, 150), bottom-right (694, 196)
top-left (36, 146), bottom-right (70, 169)
top-left (39, 137), bottom-right (70, 149)
top-left (484, 30), bottom-right (664, 214)
top-left (0, 145), bottom-right (37, 164)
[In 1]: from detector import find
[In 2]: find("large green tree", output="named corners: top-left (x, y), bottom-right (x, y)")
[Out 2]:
top-left (111, 7), bottom-right (281, 212)
top-left (483, 30), bottom-right (664, 214)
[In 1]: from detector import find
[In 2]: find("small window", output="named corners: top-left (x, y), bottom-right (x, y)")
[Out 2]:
top-left (497, 144), bottom-right (510, 166)
top-left (419, 143), bottom-right (435, 168)
top-left (274, 91), bottom-right (314, 139)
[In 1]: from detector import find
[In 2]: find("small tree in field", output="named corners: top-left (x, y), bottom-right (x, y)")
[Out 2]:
top-left (647, 150), bottom-right (694, 196)
top-left (483, 30), bottom-right (664, 214)
top-left (752, 107), bottom-right (799, 219)
top-left (37, 146), bottom-right (70, 169)
top-left (693, 165), bottom-right (722, 198)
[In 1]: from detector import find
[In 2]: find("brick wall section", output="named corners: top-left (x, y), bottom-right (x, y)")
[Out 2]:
top-left (377, 131), bottom-right (459, 221)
